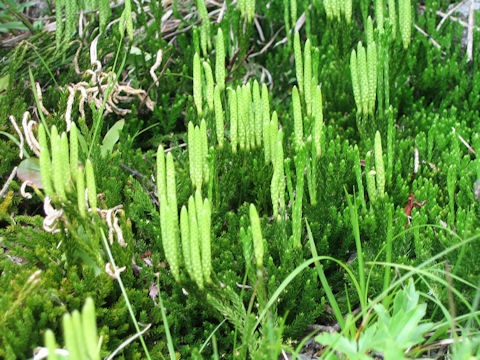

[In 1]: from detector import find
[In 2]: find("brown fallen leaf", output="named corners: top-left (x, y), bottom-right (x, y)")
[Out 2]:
top-left (404, 193), bottom-right (427, 228)
top-left (148, 282), bottom-right (159, 300)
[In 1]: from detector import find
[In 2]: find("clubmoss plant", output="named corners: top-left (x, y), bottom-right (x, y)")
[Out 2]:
top-left (196, 0), bottom-right (211, 56)
top-left (203, 61), bottom-right (214, 112)
top-left (188, 120), bottom-right (209, 190)
top-left (44, 297), bottom-right (101, 360)
top-left (399, 0), bottom-right (412, 48)
top-left (193, 52), bottom-right (203, 117)
top-left (270, 119), bottom-right (286, 220)
top-left (294, 32), bottom-right (303, 94)
top-left (215, 28), bottom-right (225, 92)
top-left (214, 85), bottom-right (224, 149)
top-left (292, 86), bottom-right (303, 151)
top-left (157, 145), bottom-right (181, 281)
top-left (180, 190), bottom-right (212, 289)
top-left (228, 87), bottom-right (238, 153)
top-left (374, 131), bottom-right (386, 199)
top-left (85, 159), bottom-right (97, 211)
top-left (292, 143), bottom-right (306, 248)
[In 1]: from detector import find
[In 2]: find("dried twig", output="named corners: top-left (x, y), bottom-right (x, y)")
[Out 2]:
top-left (436, 0), bottom-right (469, 31)
top-left (452, 127), bottom-right (476, 154)
top-left (0, 167), bottom-right (18, 199)
top-left (248, 26), bottom-right (284, 59)
top-left (104, 324), bottom-right (152, 360)
top-left (415, 24), bottom-right (444, 52)
top-left (466, 0), bottom-right (475, 62)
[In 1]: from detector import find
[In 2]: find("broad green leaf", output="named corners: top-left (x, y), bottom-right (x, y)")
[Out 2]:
top-left (100, 119), bottom-right (124, 157)
top-left (17, 157), bottom-right (42, 188)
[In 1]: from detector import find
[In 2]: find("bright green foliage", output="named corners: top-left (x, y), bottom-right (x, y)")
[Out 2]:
top-left (50, 126), bottom-right (66, 200)
top-left (193, 52), bottom-right (203, 117)
top-left (196, 191), bottom-right (212, 283)
top-left (157, 145), bottom-right (180, 281)
top-left (375, 0), bottom-right (384, 31)
top-left (367, 42), bottom-right (377, 114)
top-left (324, 0), bottom-right (350, 21)
top-left (245, 0), bottom-right (255, 23)
top-left (374, 131), bottom-right (386, 199)
top-left (253, 80), bottom-right (262, 148)
top-left (292, 143), bottom-right (306, 248)
top-left (85, 159), bottom-right (97, 211)
top-left (122, 0), bottom-right (133, 40)
top-left (64, 0), bottom-right (78, 42)
top-left (270, 122), bottom-right (286, 220)
top-left (196, 0), bottom-right (211, 56)
top-left (357, 42), bottom-right (369, 115)
top-left (214, 85), bottom-right (224, 148)
top-left (69, 123), bottom-right (78, 182)
top-left (388, 0), bottom-right (397, 39)
top-left (365, 151), bottom-right (377, 204)
top-left (98, 0), bottom-right (111, 33)
top-left (353, 145), bottom-right (366, 211)
top-left (180, 206), bottom-right (193, 278)
top-left (294, 32), bottom-right (303, 94)
top-left (76, 166), bottom-right (86, 217)
top-left (262, 84), bottom-right (271, 162)
top-left (55, 0), bottom-right (64, 48)
top-left (312, 85), bottom-right (324, 157)
top-left (344, 0), bottom-right (352, 23)
top-left (60, 133), bottom-right (70, 192)
top-left (366, 17), bottom-right (374, 46)
top-left (290, 0), bottom-right (297, 26)
top-left (316, 280), bottom-right (433, 359)
top-left (38, 124), bottom-right (54, 197)
top-left (187, 121), bottom-right (209, 190)
top-left (350, 49), bottom-right (361, 113)
top-left (304, 39), bottom-right (312, 117)
top-left (228, 88), bottom-right (238, 153)
top-left (399, 0), bottom-right (412, 48)
top-left (351, 41), bottom-right (377, 115)
top-left (44, 297), bottom-right (100, 360)
top-left (292, 86), bottom-right (303, 150)
top-left (3, 1), bottom-right (480, 358)
top-left (215, 28), bottom-right (225, 91)
top-left (188, 195), bottom-right (203, 289)
top-left (249, 204), bottom-right (264, 268)
top-left (243, 82), bottom-right (254, 150)
top-left (237, 85), bottom-right (246, 150)
top-left (202, 61), bottom-right (214, 112)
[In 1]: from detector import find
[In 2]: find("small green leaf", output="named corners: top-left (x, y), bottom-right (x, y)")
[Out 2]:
top-left (101, 119), bottom-right (125, 158)
top-left (17, 157), bottom-right (42, 189)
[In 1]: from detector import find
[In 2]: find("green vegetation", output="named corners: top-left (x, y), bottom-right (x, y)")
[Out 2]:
top-left (1, 0), bottom-right (479, 358)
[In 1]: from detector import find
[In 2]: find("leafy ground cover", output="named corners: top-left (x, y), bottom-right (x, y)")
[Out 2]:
top-left (0, 0), bottom-right (480, 358)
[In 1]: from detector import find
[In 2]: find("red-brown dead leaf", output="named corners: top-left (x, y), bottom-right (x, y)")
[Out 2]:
top-left (404, 193), bottom-right (427, 228)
